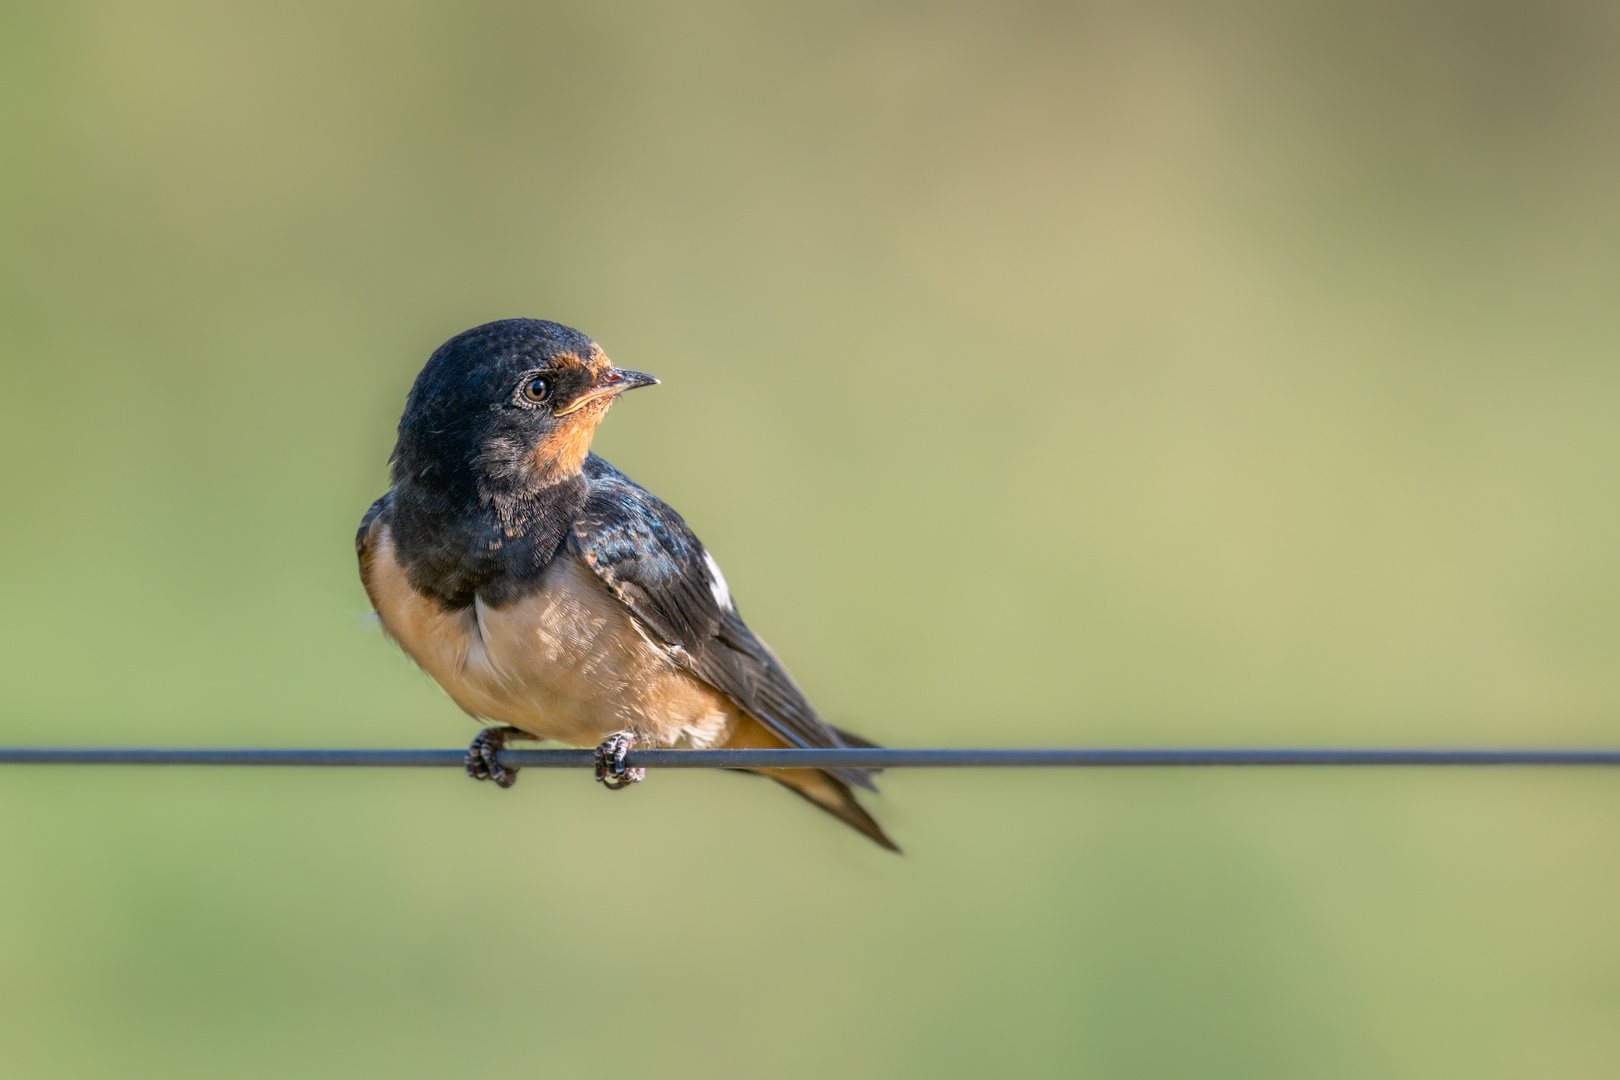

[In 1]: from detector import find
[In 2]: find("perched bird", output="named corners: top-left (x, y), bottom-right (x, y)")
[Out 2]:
top-left (357, 318), bottom-right (896, 850)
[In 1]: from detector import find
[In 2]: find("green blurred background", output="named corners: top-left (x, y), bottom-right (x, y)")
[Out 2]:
top-left (2, 1), bottom-right (1619, 1075)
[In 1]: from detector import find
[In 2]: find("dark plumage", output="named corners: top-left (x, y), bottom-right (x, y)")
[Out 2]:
top-left (384, 320), bottom-right (596, 608)
top-left (357, 318), bottom-right (895, 850)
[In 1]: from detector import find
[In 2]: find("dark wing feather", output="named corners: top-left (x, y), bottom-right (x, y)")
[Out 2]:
top-left (356, 494), bottom-right (389, 555)
top-left (571, 456), bottom-right (876, 791)
top-left (569, 464), bottom-right (723, 652)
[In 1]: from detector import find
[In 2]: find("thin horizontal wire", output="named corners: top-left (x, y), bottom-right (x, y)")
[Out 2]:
top-left (0, 747), bottom-right (1619, 768)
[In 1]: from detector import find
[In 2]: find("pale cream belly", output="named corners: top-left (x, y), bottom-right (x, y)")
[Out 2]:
top-left (363, 525), bottom-right (742, 748)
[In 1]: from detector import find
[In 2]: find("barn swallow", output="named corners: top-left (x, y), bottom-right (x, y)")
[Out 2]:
top-left (356, 318), bottom-right (896, 850)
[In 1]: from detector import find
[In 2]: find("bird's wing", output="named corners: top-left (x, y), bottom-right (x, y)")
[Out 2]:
top-left (571, 457), bottom-right (875, 790)
top-left (355, 493), bottom-right (390, 570)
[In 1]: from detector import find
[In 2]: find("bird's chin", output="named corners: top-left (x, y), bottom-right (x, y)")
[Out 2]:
top-left (532, 413), bottom-right (605, 480)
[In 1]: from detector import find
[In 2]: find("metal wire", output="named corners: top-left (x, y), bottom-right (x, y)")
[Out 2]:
top-left (0, 747), bottom-right (1618, 768)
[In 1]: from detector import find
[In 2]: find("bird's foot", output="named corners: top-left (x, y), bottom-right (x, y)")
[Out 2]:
top-left (465, 726), bottom-right (523, 788)
top-left (595, 731), bottom-right (645, 791)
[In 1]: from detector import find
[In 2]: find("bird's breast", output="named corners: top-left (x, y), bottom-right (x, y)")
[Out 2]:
top-left (362, 521), bottom-right (738, 747)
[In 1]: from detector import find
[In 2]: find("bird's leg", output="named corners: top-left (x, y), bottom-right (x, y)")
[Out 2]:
top-left (465, 726), bottom-right (525, 789)
top-left (594, 731), bottom-right (645, 791)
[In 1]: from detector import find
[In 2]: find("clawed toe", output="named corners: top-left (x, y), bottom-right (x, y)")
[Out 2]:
top-left (594, 731), bottom-right (645, 790)
top-left (465, 726), bottom-right (522, 788)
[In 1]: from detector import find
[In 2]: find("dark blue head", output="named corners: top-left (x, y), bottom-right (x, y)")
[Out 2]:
top-left (392, 319), bottom-right (657, 497)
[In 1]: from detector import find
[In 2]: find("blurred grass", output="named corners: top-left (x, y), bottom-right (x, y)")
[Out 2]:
top-left (2, 0), bottom-right (1619, 1076)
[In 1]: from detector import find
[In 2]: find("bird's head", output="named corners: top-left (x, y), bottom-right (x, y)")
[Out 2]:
top-left (392, 319), bottom-right (657, 497)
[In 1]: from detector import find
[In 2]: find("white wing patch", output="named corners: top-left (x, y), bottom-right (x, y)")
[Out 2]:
top-left (702, 549), bottom-right (733, 611)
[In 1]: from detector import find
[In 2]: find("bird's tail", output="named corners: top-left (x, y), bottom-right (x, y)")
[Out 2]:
top-left (724, 715), bottom-right (900, 853)
top-left (768, 770), bottom-right (900, 853)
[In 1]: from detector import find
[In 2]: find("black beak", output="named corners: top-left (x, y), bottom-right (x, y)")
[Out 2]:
top-left (555, 368), bottom-right (660, 416)
top-left (604, 368), bottom-right (659, 393)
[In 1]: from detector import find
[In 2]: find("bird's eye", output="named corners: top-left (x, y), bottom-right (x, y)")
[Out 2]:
top-left (522, 376), bottom-right (552, 404)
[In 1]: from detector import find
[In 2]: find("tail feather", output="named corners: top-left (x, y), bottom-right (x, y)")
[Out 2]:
top-left (769, 771), bottom-right (901, 853)
top-left (724, 714), bottom-right (899, 852)
top-left (829, 724), bottom-right (882, 749)
top-left (826, 723), bottom-right (884, 792)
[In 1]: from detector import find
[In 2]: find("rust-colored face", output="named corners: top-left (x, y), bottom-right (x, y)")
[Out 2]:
top-left (519, 347), bottom-right (659, 480)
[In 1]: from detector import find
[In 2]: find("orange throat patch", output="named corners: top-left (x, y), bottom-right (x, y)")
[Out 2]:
top-left (532, 405), bottom-right (606, 482)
